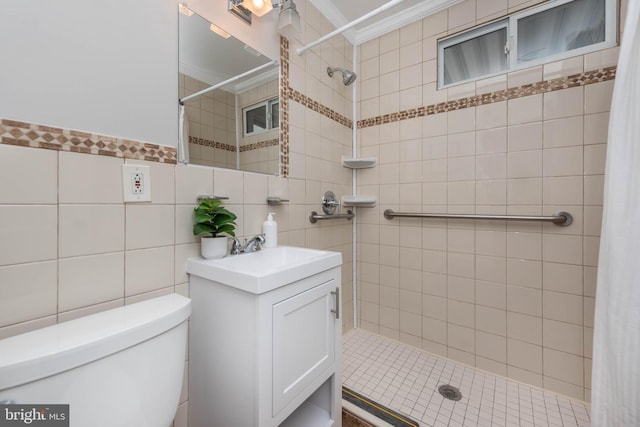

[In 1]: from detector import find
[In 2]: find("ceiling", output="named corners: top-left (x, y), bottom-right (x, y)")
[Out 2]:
top-left (309, 0), bottom-right (463, 45)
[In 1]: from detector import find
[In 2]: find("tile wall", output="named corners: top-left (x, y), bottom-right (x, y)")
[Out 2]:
top-left (355, 0), bottom-right (626, 402)
top-left (0, 3), bottom-right (356, 427)
top-left (179, 73), bottom-right (237, 169)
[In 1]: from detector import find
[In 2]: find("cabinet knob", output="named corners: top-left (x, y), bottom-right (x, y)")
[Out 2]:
top-left (331, 287), bottom-right (340, 319)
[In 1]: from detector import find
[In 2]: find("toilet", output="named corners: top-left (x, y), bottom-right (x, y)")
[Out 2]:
top-left (0, 294), bottom-right (191, 427)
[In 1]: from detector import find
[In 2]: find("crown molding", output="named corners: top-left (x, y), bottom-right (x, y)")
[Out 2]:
top-left (353, 0), bottom-right (463, 45)
top-left (309, 0), bottom-right (464, 46)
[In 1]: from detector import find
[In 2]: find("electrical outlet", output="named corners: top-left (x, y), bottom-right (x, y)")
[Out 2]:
top-left (123, 164), bottom-right (151, 202)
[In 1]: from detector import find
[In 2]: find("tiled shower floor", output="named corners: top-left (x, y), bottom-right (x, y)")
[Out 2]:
top-left (343, 329), bottom-right (591, 427)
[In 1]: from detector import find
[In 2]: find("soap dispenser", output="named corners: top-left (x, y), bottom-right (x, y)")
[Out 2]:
top-left (262, 212), bottom-right (277, 248)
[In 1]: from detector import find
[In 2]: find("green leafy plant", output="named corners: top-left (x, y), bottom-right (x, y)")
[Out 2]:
top-left (193, 199), bottom-right (237, 238)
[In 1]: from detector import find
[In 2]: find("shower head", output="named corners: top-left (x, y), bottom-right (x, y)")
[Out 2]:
top-left (327, 66), bottom-right (357, 86)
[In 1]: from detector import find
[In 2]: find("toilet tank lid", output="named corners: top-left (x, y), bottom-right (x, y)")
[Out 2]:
top-left (0, 294), bottom-right (191, 391)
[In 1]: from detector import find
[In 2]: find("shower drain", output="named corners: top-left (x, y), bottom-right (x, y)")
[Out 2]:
top-left (438, 384), bottom-right (462, 401)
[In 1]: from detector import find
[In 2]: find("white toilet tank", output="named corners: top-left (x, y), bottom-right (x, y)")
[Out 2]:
top-left (0, 294), bottom-right (191, 427)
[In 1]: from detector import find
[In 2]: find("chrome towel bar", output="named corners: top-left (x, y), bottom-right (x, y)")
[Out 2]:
top-left (383, 209), bottom-right (573, 226)
top-left (309, 210), bottom-right (355, 224)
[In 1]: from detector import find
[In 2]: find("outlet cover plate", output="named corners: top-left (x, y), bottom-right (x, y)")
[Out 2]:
top-left (123, 164), bottom-right (151, 202)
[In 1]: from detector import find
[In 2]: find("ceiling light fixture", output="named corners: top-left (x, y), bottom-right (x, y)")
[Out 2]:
top-left (241, 0), bottom-right (273, 17)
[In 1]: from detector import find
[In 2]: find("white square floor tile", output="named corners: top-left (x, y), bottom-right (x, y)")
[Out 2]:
top-left (343, 329), bottom-right (591, 426)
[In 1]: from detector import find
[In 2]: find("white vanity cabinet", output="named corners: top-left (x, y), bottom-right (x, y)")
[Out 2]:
top-left (187, 247), bottom-right (342, 427)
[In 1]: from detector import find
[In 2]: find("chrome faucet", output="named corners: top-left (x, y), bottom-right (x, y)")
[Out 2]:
top-left (230, 235), bottom-right (266, 255)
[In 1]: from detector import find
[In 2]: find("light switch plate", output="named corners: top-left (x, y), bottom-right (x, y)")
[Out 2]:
top-left (123, 164), bottom-right (151, 202)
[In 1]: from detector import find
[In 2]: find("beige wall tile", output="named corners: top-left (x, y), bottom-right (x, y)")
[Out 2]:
top-left (584, 175), bottom-right (605, 205)
top-left (447, 252), bottom-right (475, 278)
top-left (543, 262), bottom-right (583, 294)
top-left (508, 66), bottom-right (542, 88)
top-left (508, 366), bottom-right (543, 387)
top-left (543, 116), bottom-right (583, 149)
top-left (543, 147), bottom-right (583, 177)
top-left (543, 56), bottom-right (583, 80)
top-left (477, 102), bottom-right (507, 130)
top-left (507, 178), bottom-right (542, 205)
top-left (0, 261), bottom-right (57, 327)
top-left (0, 145), bottom-right (57, 204)
top-left (543, 87), bottom-right (584, 120)
top-left (584, 144), bottom-right (607, 175)
top-left (476, 331), bottom-right (506, 363)
top-left (584, 112), bottom-right (609, 145)
top-left (507, 312), bottom-right (542, 344)
top-left (448, 300), bottom-right (475, 328)
top-left (175, 164), bottom-right (213, 205)
top-left (0, 206), bottom-right (57, 265)
top-left (543, 319), bottom-right (584, 355)
top-left (584, 80), bottom-right (614, 114)
top-left (506, 231), bottom-right (542, 261)
top-left (543, 377), bottom-right (584, 401)
top-left (126, 204), bottom-right (175, 250)
top-left (543, 291), bottom-right (583, 325)
top-left (543, 348), bottom-right (584, 386)
top-left (476, 305), bottom-right (506, 336)
top-left (583, 205), bottom-right (602, 237)
top-left (543, 176), bottom-right (584, 206)
top-left (399, 310), bottom-right (421, 336)
top-left (59, 151), bottom-right (123, 204)
top-left (476, 154), bottom-right (507, 180)
top-left (447, 108), bottom-right (476, 134)
top-left (213, 168), bottom-right (244, 204)
top-left (508, 150), bottom-right (542, 178)
top-left (542, 234), bottom-right (583, 265)
top-left (476, 127), bottom-right (507, 155)
top-left (508, 94), bottom-right (542, 125)
top-left (476, 280), bottom-right (506, 309)
top-left (125, 246), bottom-right (174, 296)
top-left (476, 255), bottom-right (506, 283)
top-left (507, 258), bottom-right (541, 289)
top-left (448, 276), bottom-right (475, 303)
top-left (507, 285), bottom-right (542, 316)
top-left (422, 317), bottom-right (447, 344)
top-left (175, 243), bottom-right (199, 285)
top-left (448, 323), bottom-right (475, 353)
top-left (508, 339), bottom-right (542, 373)
top-left (58, 252), bottom-right (124, 311)
top-left (508, 122), bottom-right (543, 152)
top-left (447, 181), bottom-right (475, 205)
top-left (476, 179), bottom-right (507, 205)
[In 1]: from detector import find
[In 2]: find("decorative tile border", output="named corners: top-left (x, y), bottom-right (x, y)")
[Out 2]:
top-left (189, 136), bottom-right (236, 152)
top-left (280, 35), bottom-right (290, 177)
top-left (239, 138), bottom-right (279, 152)
top-left (357, 66), bottom-right (617, 129)
top-left (288, 88), bottom-right (353, 129)
top-left (0, 119), bottom-right (177, 163)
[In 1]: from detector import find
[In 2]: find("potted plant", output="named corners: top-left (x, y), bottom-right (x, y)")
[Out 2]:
top-left (193, 199), bottom-right (237, 259)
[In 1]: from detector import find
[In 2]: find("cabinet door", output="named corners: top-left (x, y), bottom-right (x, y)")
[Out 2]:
top-left (272, 280), bottom-right (338, 416)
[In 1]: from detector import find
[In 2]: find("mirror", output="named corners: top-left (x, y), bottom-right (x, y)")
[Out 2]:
top-left (179, 8), bottom-right (280, 175)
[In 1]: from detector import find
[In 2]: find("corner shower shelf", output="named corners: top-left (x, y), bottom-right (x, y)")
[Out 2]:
top-left (342, 195), bottom-right (377, 208)
top-left (341, 156), bottom-right (377, 169)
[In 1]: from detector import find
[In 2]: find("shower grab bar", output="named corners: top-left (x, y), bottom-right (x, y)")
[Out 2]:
top-left (179, 60), bottom-right (278, 104)
top-left (309, 210), bottom-right (354, 224)
top-left (383, 209), bottom-right (573, 226)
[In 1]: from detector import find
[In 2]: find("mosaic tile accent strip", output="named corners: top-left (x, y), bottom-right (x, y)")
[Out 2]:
top-left (280, 35), bottom-right (290, 177)
top-left (289, 88), bottom-right (353, 129)
top-left (358, 66), bottom-right (617, 129)
top-left (189, 136), bottom-right (236, 152)
top-left (344, 329), bottom-right (592, 427)
top-left (0, 119), bottom-right (177, 164)
top-left (239, 138), bottom-right (278, 152)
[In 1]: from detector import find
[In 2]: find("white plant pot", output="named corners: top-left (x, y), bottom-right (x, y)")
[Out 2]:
top-left (200, 236), bottom-right (228, 259)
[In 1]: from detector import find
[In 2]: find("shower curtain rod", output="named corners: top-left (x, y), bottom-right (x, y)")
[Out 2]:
top-left (384, 209), bottom-right (574, 226)
top-left (179, 60), bottom-right (278, 105)
top-left (296, 0), bottom-right (410, 55)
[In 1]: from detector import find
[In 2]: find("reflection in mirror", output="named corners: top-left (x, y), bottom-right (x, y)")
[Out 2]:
top-left (178, 7), bottom-right (280, 174)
